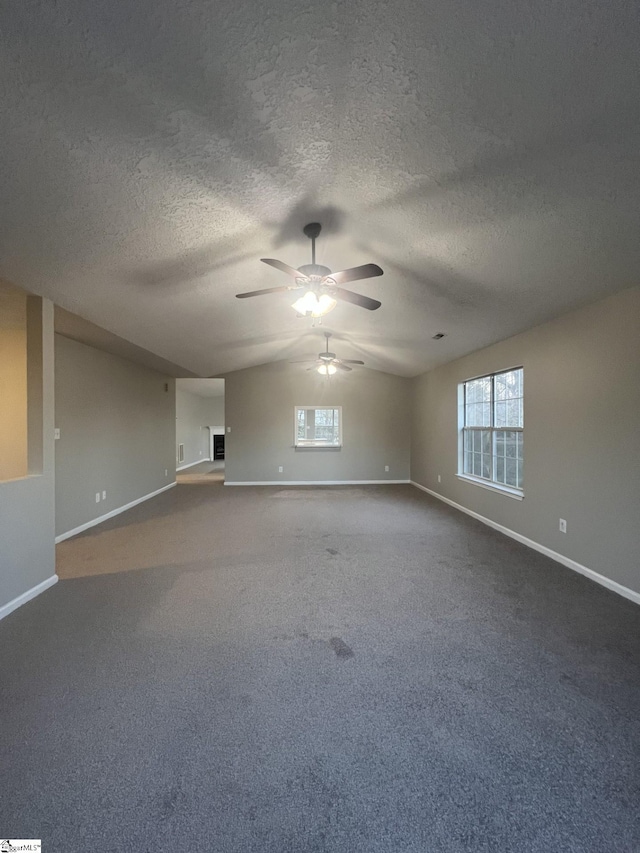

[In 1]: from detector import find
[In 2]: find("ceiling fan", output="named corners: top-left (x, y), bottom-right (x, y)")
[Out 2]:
top-left (292, 332), bottom-right (365, 375)
top-left (235, 222), bottom-right (383, 317)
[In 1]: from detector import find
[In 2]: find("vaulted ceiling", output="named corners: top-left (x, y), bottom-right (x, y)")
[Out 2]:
top-left (2, 0), bottom-right (639, 377)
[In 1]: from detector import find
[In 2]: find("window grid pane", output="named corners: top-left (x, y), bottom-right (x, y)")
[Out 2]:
top-left (464, 377), bottom-right (492, 427)
top-left (494, 368), bottom-right (523, 428)
top-left (463, 428), bottom-right (492, 480)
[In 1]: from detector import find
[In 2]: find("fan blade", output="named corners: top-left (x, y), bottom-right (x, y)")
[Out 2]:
top-left (323, 263), bottom-right (383, 286)
top-left (332, 287), bottom-right (382, 311)
top-left (236, 286), bottom-right (297, 299)
top-left (339, 359), bottom-right (365, 365)
top-left (333, 362), bottom-right (352, 371)
top-left (289, 359), bottom-right (315, 363)
top-left (261, 258), bottom-right (309, 280)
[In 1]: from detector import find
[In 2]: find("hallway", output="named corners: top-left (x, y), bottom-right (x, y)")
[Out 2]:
top-left (176, 460), bottom-right (225, 484)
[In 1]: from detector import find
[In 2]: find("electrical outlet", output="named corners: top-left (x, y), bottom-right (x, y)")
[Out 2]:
top-left (199, 450), bottom-right (202, 455)
top-left (102, 491), bottom-right (106, 500)
top-left (165, 469), bottom-right (168, 477)
top-left (95, 492), bottom-right (100, 503)
top-left (559, 518), bottom-right (567, 533)
top-left (384, 465), bottom-right (389, 472)
top-left (278, 466), bottom-right (283, 473)
top-left (227, 426), bottom-right (231, 433)
top-left (437, 474), bottom-right (441, 483)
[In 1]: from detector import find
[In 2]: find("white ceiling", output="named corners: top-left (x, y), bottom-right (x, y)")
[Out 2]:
top-left (2, 1), bottom-right (639, 377)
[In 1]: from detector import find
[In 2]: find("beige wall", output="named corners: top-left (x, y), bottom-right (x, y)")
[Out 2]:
top-left (55, 335), bottom-right (176, 537)
top-left (0, 295), bottom-right (56, 612)
top-left (0, 282), bottom-right (28, 480)
top-left (176, 388), bottom-right (224, 468)
top-left (223, 361), bottom-right (411, 483)
top-left (411, 286), bottom-right (640, 595)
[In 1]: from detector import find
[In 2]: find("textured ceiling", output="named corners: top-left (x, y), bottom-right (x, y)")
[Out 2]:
top-left (1, 0), bottom-right (639, 377)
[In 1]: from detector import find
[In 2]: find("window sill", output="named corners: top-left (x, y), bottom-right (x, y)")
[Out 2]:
top-left (294, 445), bottom-right (342, 451)
top-left (457, 474), bottom-right (523, 500)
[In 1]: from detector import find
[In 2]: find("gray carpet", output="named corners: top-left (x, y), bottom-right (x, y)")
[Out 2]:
top-left (2, 484), bottom-right (639, 852)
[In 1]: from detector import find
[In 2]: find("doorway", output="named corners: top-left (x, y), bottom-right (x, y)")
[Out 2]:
top-left (175, 378), bottom-right (225, 484)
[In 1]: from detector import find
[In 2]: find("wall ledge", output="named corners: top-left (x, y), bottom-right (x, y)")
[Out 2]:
top-left (0, 574), bottom-right (58, 622)
top-left (410, 481), bottom-right (640, 606)
top-left (55, 482), bottom-right (176, 543)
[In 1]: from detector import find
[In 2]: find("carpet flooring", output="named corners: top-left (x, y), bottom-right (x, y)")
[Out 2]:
top-left (2, 483), bottom-right (640, 852)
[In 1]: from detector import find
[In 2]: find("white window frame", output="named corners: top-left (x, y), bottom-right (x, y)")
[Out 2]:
top-left (294, 406), bottom-right (342, 448)
top-left (457, 367), bottom-right (524, 499)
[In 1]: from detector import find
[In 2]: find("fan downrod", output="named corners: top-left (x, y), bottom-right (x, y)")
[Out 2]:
top-left (302, 222), bottom-right (322, 266)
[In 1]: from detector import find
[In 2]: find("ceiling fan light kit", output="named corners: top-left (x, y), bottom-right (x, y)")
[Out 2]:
top-left (292, 290), bottom-right (337, 318)
top-left (294, 332), bottom-right (366, 377)
top-left (236, 223), bottom-right (383, 316)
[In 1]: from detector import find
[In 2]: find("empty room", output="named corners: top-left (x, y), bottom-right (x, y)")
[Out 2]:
top-left (1, 1), bottom-right (639, 851)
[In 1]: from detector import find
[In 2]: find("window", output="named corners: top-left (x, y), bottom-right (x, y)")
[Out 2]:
top-left (460, 367), bottom-right (523, 493)
top-left (295, 406), bottom-right (342, 447)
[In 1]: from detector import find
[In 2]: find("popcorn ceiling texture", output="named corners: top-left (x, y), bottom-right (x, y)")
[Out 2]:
top-left (1, 0), bottom-right (639, 376)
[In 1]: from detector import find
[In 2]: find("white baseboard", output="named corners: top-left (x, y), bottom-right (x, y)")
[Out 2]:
top-left (224, 480), bottom-right (411, 486)
top-left (0, 574), bottom-right (58, 622)
top-left (55, 482), bottom-right (176, 543)
top-left (410, 481), bottom-right (640, 606)
top-left (176, 458), bottom-right (211, 471)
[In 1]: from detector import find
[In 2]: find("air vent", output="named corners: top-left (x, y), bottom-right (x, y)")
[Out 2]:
top-left (432, 333), bottom-right (446, 340)
top-left (178, 444), bottom-right (184, 463)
